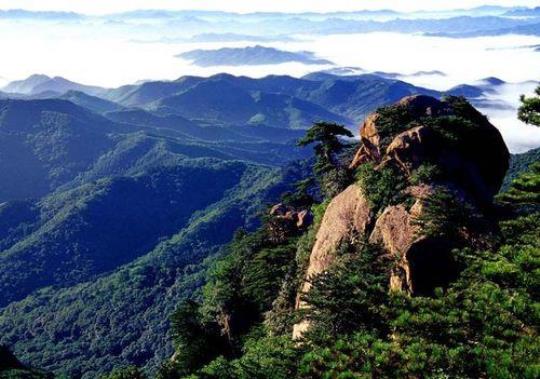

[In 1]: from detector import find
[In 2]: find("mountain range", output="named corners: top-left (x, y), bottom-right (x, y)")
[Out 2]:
top-left (0, 71), bottom-right (537, 378)
top-left (177, 46), bottom-right (333, 67)
top-left (2, 8), bottom-right (540, 38)
top-left (1, 72), bottom-right (439, 127)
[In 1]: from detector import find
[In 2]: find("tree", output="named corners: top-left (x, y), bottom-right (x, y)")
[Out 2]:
top-left (518, 85), bottom-right (540, 126)
top-left (280, 178), bottom-right (315, 208)
top-left (298, 122), bottom-right (353, 164)
top-left (298, 122), bottom-right (353, 198)
top-left (412, 187), bottom-right (481, 240)
top-left (499, 162), bottom-right (540, 207)
top-left (169, 301), bottom-right (230, 375)
top-left (301, 241), bottom-right (390, 339)
top-left (101, 366), bottom-right (146, 379)
top-left (498, 90), bottom-right (540, 208)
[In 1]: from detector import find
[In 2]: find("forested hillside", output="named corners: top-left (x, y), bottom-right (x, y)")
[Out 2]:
top-left (0, 92), bottom-right (311, 377)
top-left (0, 72), bottom-right (441, 377)
top-left (151, 95), bottom-right (539, 379)
top-left (0, 74), bottom-right (538, 379)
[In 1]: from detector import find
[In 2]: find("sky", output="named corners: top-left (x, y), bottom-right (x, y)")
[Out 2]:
top-left (0, 0), bottom-right (539, 14)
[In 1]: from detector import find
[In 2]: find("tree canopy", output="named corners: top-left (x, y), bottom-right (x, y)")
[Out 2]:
top-left (518, 85), bottom-right (540, 126)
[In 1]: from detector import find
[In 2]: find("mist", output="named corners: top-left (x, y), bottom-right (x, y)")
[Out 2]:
top-left (1, 15), bottom-right (539, 152)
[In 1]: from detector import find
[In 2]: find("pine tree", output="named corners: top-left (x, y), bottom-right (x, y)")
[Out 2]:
top-left (298, 122), bottom-right (353, 198)
top-left (499, 161), bottom-right (540, 206)
top-left (518, 85), bottom-right (540, 126)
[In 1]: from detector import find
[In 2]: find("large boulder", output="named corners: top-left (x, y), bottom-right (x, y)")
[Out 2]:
top-left (292, 184), bottom-right (372, 339)
top-left (267, 203), bottom-right (313, 243)
top-left (368, 185), bottom-right (459, 295)
top-left (350, 95), bottom-right (510, 204)
top-left (293, 96), bottom-right (508, 338)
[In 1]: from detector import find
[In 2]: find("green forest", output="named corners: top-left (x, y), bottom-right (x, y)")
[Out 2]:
top-left (1, 86), bottom-right (539, 379)
top-left (91, 92), bottom-right (540, 379)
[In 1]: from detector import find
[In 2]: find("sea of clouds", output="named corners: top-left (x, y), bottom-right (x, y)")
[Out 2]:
top-left (1, 17), bottom-right (539, 152)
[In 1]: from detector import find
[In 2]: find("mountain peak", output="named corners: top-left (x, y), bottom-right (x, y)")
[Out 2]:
top-left (2, 74), bottom-right (51, 94)
top-left (2, 74), bottom-right (105, 96)
top-left (481, 76), bottom-right (506, 85)
top-left (177, 45), bottom-right (333, 67)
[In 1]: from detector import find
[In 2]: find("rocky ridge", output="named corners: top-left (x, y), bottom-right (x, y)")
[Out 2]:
top-left (293, 95), bottom-right (510, 338)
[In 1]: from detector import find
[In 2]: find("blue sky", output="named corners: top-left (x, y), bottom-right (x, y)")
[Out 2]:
top-left (0, 0), bottom-right (538, 14)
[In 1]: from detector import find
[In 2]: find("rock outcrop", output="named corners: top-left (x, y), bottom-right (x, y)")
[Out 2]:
top-left (350, 95), bottom-right (509, 203)
top-left (293, 95), bottom-right (509, 338)
top-left (267, 203), bottom-right (313, 243)
top-left (292, 184), bottom-right (372, 339)
top-left (269, 203), bottom-right (313, 229)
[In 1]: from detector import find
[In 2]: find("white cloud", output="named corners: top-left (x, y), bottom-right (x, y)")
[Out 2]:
top-left (1, 1), bottom-right (539, 152)
top-left (0, 0), bottom-right (538, 14)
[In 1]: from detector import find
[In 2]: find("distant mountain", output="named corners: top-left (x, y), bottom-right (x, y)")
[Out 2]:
top-left (152, 78), bottom-right (349, 128)
top-left (103, 76), bottom-right (204, 108)
top-left (103, 73), bottom-right (440, 128)
top-left (1, 9), bottom-right (539, 38)
top-left (366, 70), bottom-right (446, 79)
top-left (447, 84), bottom-right (486, 98)
top-left (2, 74), bottom-right (51, 94)
top-left (177, 45), bottom-right (333, 67)
top-left (480, 76), bottom-right (506, 86)
top-left (410, 70), bottom-right (446, 77)
top-left (443, 78), bottom-right (532, 110)
top-left (3, 73), bottom-right (497, 139)
top-left (503, 6), bottom-right (540, 16)
top-left (0, 99), bottom-right (118, 201)
top-left (105, 107), bottom-right (307, 147)
top-left (188, 33), bottom-right (296, 42)
top-left (3, 75), bottom-right (106, 96)
top-left (58, 90), bottom-right (123, 113)
top-left (0, 9), bottom-right (82, 20)
top-left (298, 73), bottom-right (440, 121)
top-left (0, 97), bottom-right (310, 203)
top-left (428, 21), bottom-right (540, 37)
top-left (247, 15), bottom-right (538, 36)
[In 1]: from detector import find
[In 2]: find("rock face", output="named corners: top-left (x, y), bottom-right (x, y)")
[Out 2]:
top-left (367, 185), bottom-right (457, 295)
top-left (292, 184), bottom-right (372, 339)
top-left (293, 95), bottom-right (509, 338)
top-left (350, 95), bottom-right (509, 203)
top-left (299, 185), bottom-right (372, 289)
top-left (267, 203), bottom-right (313, 243)
top-left (269, 203), bottom-right (313, 229)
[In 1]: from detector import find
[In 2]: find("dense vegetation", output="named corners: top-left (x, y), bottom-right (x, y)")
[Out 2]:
top-left (503, 147), bottom-right (540, 190)
top-left (518, 84), bottom-right (540, 126)
top-left (0, 160), bottom-right (312, 378)
top-left (0, 78), bottom-right (538, 378)
top-left (152, 102), bottom-right (539, 379)
top-left (0, 346), bottom-right (52, 379)
top-left (0, 96), bottom-right (311, 378)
